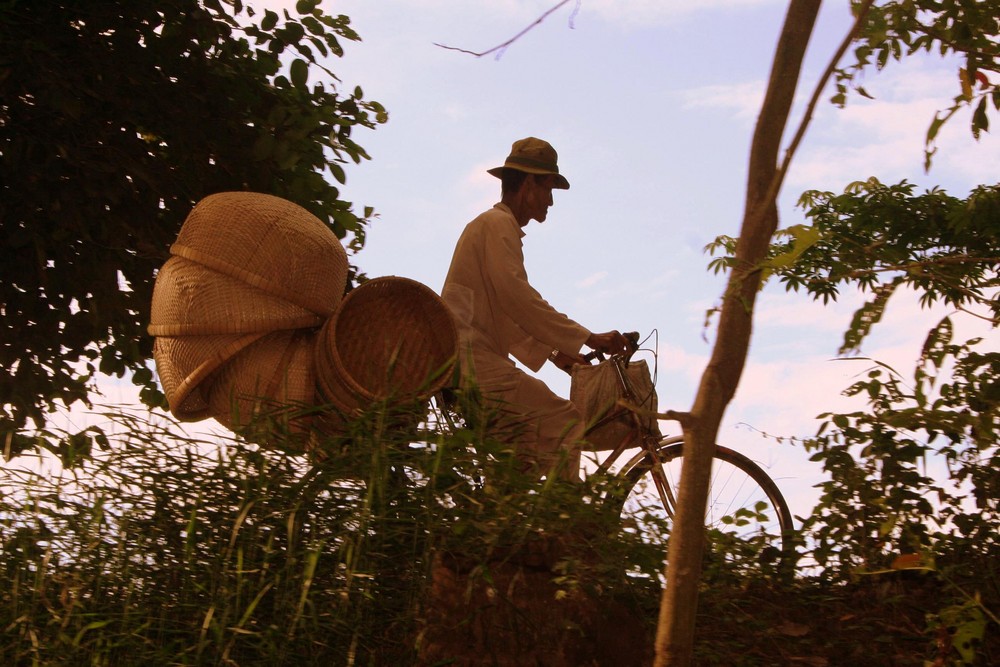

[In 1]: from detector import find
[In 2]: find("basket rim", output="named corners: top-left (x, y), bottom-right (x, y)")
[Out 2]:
top-left (148, 317), bottom-right (323, 338)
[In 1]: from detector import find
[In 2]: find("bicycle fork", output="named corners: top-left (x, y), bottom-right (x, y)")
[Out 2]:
top-left (642, 434), bottom-right (678, 518)
top-left (610, 356), bottom-right (679, 518)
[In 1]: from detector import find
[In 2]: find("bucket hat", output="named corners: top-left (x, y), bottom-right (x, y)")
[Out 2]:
top-left (487, 137), bottom-right (570, 189)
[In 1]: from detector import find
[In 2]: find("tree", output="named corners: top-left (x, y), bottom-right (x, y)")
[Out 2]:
top-left (831, 0), bottom-right (1000, 170)
top-left (654, 2), bottom-right (824, 662)
top-left (0, 0), bottom-right (386, 458)
top-left (657, 0), bottom-right (999, 663)
top-left (753, 180), bottom-right (999, 580)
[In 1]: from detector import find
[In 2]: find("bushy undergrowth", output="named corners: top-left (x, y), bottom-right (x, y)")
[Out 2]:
top-left (793, 323), bottom-right (999, 666)
top-left (4, 384), bottom-right (994, 665)
top-left (0, 402), bottom-right (666, 665)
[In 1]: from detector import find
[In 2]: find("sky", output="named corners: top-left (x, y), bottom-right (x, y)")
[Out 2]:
top-left (63, 1), bottom-right (999, 522)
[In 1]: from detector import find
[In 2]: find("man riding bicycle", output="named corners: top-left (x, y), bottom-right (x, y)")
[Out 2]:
top-left (441, 137), bottom-right (628, 479)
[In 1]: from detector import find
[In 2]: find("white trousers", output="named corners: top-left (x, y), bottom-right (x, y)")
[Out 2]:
top-left (459, 345), bottom-right (584, 478)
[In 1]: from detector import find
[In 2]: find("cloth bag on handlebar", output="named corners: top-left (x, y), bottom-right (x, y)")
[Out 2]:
top-left (570, 359), bottom-right (662, 451)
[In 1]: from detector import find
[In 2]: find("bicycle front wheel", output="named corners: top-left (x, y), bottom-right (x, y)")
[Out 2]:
top-left (615, 437), bottom-right (793, 561)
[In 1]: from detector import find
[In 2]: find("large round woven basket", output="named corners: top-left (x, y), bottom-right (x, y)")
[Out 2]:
top-left (169, 191), bottom-right (348, 317)
top-left (315, 276), bottom-right (458, 414)
top-left (149, 256), bottom-right (325, 336)
top-left (205, 329), bottom-right (317, 438)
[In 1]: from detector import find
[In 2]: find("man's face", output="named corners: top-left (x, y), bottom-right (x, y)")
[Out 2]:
top-left (524, 174), bottom-right (555, 223)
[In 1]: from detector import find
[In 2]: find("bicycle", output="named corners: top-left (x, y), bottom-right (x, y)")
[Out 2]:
top-left (575, 332), bottom-right (794, 561)
top-left (436, 331), bottom-right (794, 561)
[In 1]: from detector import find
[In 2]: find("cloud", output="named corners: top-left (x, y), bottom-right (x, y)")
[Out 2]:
top-left (753, 289), bottom-right (858, 335)
top-left (678, 80), bottom-right (765, 122)
top-left (319, 0), bottom-right (785, 38)
top-left (671, 282), bottom-right (996, 516)
top-left (788, 64), bottom-right (1000, 192)
top-left (730, 286), bottom-right (991, 437)
top-left (676, 58), bottom-right (998, 197)
top-left (576, 270), bottom-right (608, 288)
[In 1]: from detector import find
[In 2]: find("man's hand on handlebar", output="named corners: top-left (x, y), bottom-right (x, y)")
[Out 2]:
top-left (548, 331), bottom-right (640, 374)
top-left (579, 331), bottom-right (640, 364)
top-left (586, 330), bottom-right (631, 358)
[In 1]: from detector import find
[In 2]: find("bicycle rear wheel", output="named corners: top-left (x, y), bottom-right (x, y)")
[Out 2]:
top-left (615, 436), bottom-right (793, 562)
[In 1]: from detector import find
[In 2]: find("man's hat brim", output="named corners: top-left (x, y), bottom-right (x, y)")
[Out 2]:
top-left (487, 165), bottom-right (570, 190)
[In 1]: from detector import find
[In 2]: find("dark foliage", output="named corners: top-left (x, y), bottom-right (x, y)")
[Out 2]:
top-left (0, 0), bottom-right (386, 452)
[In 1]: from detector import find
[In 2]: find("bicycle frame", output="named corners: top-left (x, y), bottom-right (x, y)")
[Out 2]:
top-left (431, 332), bottom-right (794, 558)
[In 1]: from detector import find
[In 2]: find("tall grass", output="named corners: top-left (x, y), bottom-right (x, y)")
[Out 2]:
top-left (1, 400), bottom-right (666, 665)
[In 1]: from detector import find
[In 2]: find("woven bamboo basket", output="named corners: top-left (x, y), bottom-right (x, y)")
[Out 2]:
top-left (153, 332), bottom-right (267, 421)
top-left (169, 191), bottom-right (348, 317)
top-left (149, 191), bottom-right (349, 423)
top-left (205, 329), bottom-right (317, 438)
top-left (315, 276), bottom-right (458, 414)
top-left (149, 257), bottom-right (324, 336)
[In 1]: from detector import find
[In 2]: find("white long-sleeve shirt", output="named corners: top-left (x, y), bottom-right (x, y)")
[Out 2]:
top-left (441, 203), bottom-right (590, 372)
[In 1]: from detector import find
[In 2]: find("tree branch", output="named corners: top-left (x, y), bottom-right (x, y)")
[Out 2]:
top-left (840, 255), bottom-right (1000, 278)
top-left (763, 1), bottom-right (876, 238)
top-left (616, 400), bottom-right (695, 429)
top-left (434, 0), bottom-right (577, 58)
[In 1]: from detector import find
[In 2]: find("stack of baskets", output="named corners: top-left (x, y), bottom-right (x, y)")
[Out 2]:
top-left (148, 191), bottom-right (457, 448)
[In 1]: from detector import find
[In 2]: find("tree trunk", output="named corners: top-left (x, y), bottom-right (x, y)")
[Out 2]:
top-left (653, 2), bottom-right (822, 664)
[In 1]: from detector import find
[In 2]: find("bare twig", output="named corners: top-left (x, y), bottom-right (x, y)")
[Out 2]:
top-left (434, 0), bottom-right (576, 58)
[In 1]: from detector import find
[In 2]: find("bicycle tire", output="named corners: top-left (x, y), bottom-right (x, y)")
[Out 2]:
top-left (614, 436), bottom-right (794, 560)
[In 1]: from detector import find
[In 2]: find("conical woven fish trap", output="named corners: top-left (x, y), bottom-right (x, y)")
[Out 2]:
top-left (153, 332), bottom-right (267, 421)
top-left (206, 329), bottom-right (317, 437)
top-left (149, 256), bottom-right (325, 336)
top-left (315, 276), bottom-right (458, 413)
top-left (170, 191), bottom-right (348, 317)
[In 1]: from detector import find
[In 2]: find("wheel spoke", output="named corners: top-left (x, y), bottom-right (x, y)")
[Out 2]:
top-left (616, 441), bottom-right (793, 559)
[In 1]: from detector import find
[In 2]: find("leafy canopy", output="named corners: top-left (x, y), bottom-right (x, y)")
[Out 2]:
top-left (835, 0), bottom-right (1000, 169)
top-left (0, 0), bottom-right (386, 454)
top-left (708, 179), bottom-right (999, 353)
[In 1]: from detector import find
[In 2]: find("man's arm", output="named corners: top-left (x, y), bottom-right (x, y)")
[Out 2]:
top-left (549, 348), bottom-right (585, 374)
top-left (483, 218), bottom-right (591, 354)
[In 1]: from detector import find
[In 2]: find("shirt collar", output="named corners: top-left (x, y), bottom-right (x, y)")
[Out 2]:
top-left (493, 202), bottom-right (525, 238)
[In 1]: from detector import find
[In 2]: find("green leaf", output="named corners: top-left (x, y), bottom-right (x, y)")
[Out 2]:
top-left (972, 96), bottom-right (989, 139)
top-left (926, 112), bottom-right (945, 145)
top-left (290, 58), bottom-right (308, 88)
top-left (132, 366), bottom-right (153, 385)
top-left (919, 317), bottom-right (953, 369)
top-left (939, 600), bottom-right (987, 665)
top-left (252, 132), bottom-right (275, 161)
top-left (760, 224), bottom-right (821, 274)
top-left (329, 162), bottom-right (346, 184)
top-left (840, 278), bottom-right (903, 355)
top-left (261, 9), bottom-right (278, 31)
top-left (73, 619), bottom-right (113, 647)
